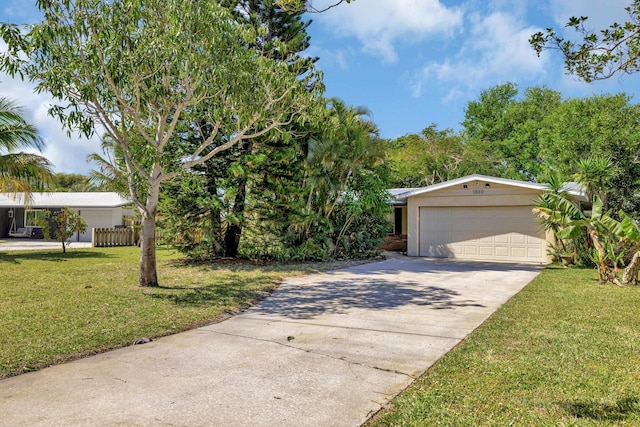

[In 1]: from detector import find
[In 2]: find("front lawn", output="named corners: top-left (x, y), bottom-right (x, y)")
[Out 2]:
top-left (368, 265), bottom-right (640, 426)
top-left (0, 246), bottom-right (361, 379)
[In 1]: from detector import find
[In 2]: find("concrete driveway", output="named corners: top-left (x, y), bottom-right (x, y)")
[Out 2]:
top-left (0, 254), bottom-right (541, 426)
top-left (0, 240), bottom-right (92, 251)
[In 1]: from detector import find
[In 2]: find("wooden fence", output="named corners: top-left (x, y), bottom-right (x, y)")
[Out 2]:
top-left (92, 227), bottom-right (138, 247)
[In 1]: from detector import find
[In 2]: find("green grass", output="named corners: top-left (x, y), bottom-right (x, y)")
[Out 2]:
top-left (0, 246), bottom-right (364, 379)
top-left (367, 265), bottom-right (640, 426)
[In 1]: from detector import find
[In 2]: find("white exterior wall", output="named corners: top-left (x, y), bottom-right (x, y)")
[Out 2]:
top-left (69, 207), bottom-right (126, 242)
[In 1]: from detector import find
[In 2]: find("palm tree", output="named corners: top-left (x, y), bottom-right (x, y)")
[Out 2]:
top-left (553, 194), bottom-right (618, 285)
top-left (299, 98), bottom-right (386, 254)
top-left (86, 134), bottom-right (133, 196)
top-left (601, 210), bottom-right (640, 285)
top-left (573, 155), bottom-right (617, 209)
top-left (305, 98), bottom-right (384, 220)
top-left (0, 96), bottom-right (53, 198)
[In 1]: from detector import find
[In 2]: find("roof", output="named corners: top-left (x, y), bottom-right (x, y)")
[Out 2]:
top-left (392, 174), bottom-right (589, 202)
top-left (0, 192), bottom-right (131, 209)
top-left (387, 188), bottom-right (419, 206)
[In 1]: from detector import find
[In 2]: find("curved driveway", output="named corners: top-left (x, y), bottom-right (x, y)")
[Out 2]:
top-left (0, 254), bottom-right (541, 426)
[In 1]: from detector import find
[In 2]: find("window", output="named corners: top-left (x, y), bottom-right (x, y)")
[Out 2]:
top-left (25, 209), bottom-right (45, 227)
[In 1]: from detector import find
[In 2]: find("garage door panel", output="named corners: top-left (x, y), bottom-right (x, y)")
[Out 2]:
top-left (463, 245), bottom-right (478, 255)
top-left (528, 248), bottom-right (543, 258)
top-left (511, 247), bottom-right (527, 257)
top-left (495, 246), bottom-right (509, 257)
top-left (494, 234), bottom-right (509, 244)
top-left (479, 246), bottom-right (494, 256)
top-left (527, 235), bottom-right (542, 244)
top-left (419, 206), bottom-right (546, 263)
top-left (511, 234), bottom-right (526, 244)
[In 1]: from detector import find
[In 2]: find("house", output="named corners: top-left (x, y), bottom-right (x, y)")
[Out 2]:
top-left (0, 192), bottom-right (133, 242)
top-left (390, 174), bottom-right (588, 264)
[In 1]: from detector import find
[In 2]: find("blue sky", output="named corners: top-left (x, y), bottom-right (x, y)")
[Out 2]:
top-left (1, 0), bottom-right (639, 174)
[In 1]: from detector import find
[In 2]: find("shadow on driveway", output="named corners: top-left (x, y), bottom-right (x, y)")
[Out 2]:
top-left (253, 279), bottom-right (485, 320)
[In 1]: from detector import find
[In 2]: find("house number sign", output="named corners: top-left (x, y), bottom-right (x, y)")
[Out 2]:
top-left (472, 189), bottom-right (484, 194)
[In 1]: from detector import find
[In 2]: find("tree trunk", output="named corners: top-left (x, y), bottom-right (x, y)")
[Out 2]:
top-left (623, 250), bottom-right (640, 285)
top-left (588, 228), bottom-right (611, 284)
top-left (224, 180), bottom-right (246, 257)
top-left (138, 178), bottom-right (160, 287)
top-left (205, 169), bottom-right (223, 257)
top-left (209, 205), bottom-right (223, 257)
top-left (224, 140), bottom-right (252, 258)
top-left (139, 212), bottom-right (158, 287)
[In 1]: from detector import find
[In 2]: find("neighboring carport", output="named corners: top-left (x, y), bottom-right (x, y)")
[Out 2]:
top-left (397, 174), bottom-right (588, 264)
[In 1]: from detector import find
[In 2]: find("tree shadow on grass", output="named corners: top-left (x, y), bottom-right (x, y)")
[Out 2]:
top-left (561, 396), bottom-right (640, 421)
top-left (146, 282), bottom-right (269, 307)
top-left (0, 250), bottom-right (117, 264)
top-left (166, 256), bottom-right (361, 277)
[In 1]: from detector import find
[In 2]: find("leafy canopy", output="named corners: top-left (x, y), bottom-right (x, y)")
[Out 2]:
top-left (530, 1), bottom-right (640, 81)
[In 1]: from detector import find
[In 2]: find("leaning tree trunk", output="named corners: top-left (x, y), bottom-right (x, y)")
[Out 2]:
top-left (623, 250), bottom-right (640, 285)
top-left (588, 229), bottom-right (613, 285)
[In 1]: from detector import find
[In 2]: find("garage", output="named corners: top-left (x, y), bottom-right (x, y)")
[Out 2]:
top-left (419, 206), bottom-right (546, 262)
top-left (398, 174), bottom-right (589, 264)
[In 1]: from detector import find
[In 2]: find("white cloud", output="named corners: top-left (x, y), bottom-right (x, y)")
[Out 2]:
top-left (304, 45), bottom-right (352, 71)
top-left (316, 0), bottom-right (464, 63)
top-left (418, 11), bottom-right (549, 97)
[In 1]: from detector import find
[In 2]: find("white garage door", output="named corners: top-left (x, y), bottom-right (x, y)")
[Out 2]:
top-left (419, 206), bottom-right (546, 263)
top-left (76, 209), bottom-right (114, 242)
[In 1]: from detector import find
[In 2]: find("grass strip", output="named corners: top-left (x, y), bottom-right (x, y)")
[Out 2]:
top-left (368, 265), bottom-right (640, 426)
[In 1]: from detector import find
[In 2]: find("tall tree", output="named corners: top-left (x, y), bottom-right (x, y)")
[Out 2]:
top-left (293, 98), bottom-right (388, 254)
top-left (530, 1), bottom-right (640, 82)
top-left (222, 0), bottom-right (318, 257)
top-left (388, 125), bottom-right (464, 187)
top-left (0, 96), bottom-right (53, 198)
top-left (158, 0), bottom-right (321, 258)
top-left (162, 0), bottom-right (319, 257)
top-left (305, 99), bottom-right (384, 221)
top-left (538, 93), bottom-right (640, 214)
top-left (1, 0), bottom-right (315, 286)
top-left (462, 83), bottom-right (562, 180)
